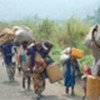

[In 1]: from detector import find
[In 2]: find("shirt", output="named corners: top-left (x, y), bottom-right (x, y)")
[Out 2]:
top-left (2, 43), bottom-right (13, 65)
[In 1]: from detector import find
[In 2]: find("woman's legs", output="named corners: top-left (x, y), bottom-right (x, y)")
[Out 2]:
top-left (6, 65), bottom-right (12, 81)
top-left (66, 87), bottom-right (69, 94)
top-left (6, 64), bottom-right (15, 81)
top-left (33, 73), bottom-right (45, 99)
top-left (18, 64), bottom-right (22, 74)
top-left (22, 77), bottom-right (26, 89)
top-left (71, 86), bottom-right (75, 95)
top-left (22, 73), bottom-right (31, 91)
top-left (27, 76), bottom-right (31, 90)
top-left (11, 63), bottom-right (16, 80)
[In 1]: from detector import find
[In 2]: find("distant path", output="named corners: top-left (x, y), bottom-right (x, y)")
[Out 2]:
top-left (0, 58), bottom-right (83, 100)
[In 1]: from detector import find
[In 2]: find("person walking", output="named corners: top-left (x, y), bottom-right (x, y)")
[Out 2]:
top-left (21, 41), bottom-right (32, 91)
top-left (61, 47), bottom-right (80, 96)
top-left (2, 40), bottom-right (15, 81)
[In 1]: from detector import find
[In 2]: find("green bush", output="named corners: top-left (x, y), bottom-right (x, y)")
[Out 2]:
top-left (0, 17), bottom-right (93, 72)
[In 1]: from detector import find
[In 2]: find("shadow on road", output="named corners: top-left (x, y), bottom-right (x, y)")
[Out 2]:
top-left (2, 80), bottom-right (19, 86)
top-left (62, 94), bottom-right (82, 100)
top-left (31, 95), bottom-right (61, 100)
top-left (40, 95), bottom-right (65, 100)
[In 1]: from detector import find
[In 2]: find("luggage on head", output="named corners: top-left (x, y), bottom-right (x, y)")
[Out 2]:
top-left (0, 28), bottom-right (15, 46)
top-left (61, 47), bottom-right (83, 59)
top-left (71, 48), bottom-right (84, 59)
top-left (41, 40), bottom-right (53, 55)
top-left (35, 41), bottom-right (53, 58)
top-left (13, 26), bottom-right (35, 43)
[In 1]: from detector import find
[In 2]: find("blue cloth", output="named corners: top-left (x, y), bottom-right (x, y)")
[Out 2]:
top-left (39, 50), bottom-right (47, 58)
top-left (64, 58), bottom-right (79, 87)
top-left (43, 69), bottom-right (48, 78)
top-left (2, 44), bottom-right (13, 65)
top-left (27, 47), bottom-right (36, 71)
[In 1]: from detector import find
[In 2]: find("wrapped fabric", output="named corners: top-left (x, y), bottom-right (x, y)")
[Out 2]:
top-left (85, 25), bottom-right (100, 59)
top-left (60, 54), bottom-right (70, 66)
top-left (85, 25), bottom-right (100, 76)
top-left (91, 59), bottom-right (100, 76)
top-left (71, 48), bottom-right (84, 59)
top-left (32, 53), bottom-right (46, 95)
top-left (33, 53), bottom-right (46, 73)
top-left (61, 47), bottom-right (71, 54)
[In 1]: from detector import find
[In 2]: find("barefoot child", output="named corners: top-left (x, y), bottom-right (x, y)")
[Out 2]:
top-left (81, 64), bottom-right (91, 100)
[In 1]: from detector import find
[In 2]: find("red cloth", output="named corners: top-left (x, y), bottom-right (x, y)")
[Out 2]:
top-left (17, 55), bottom-right (22, 63)
top-left (84, 64), bottom-right (91, 77)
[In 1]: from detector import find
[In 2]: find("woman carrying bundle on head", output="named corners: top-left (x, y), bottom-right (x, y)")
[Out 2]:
top-left (1, 28), bottom-right (16, 81)
top-left (31, 41), bottom-right (53, 100)
top-left (60, 47), bottom-right (82, 96)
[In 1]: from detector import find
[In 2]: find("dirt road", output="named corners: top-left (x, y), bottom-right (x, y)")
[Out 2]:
top-left (0, 59), bottom-right (83, 100)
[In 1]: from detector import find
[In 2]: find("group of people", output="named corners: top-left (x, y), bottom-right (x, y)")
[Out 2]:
top-left (0, 25), bottom-right (100, 100)
top-left (1, 37), bottom-right (54, 100)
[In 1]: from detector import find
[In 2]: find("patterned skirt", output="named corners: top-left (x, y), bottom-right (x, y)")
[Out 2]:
top-left (32, 72), bottom-right (45, 95)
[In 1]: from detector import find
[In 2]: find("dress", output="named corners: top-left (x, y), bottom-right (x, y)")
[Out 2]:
top-left (64, 58), bottom-right (79, 87)
top-left (32, 53), bottom-right (46, 95)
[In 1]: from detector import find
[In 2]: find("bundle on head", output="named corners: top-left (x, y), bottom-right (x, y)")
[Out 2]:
top-left (0, 28), bottom-right (15, 46)
top-left (13, 26), bottom-right (35, 44)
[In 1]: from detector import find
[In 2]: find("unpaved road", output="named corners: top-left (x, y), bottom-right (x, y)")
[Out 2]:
top-left (0, 59), bottom-right (83, 100)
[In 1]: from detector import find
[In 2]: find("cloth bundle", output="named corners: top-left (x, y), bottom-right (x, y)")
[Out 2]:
top-left (13, 26), bottom-right (35, 43)
top-left (85, 25), bottom-right (100, 76)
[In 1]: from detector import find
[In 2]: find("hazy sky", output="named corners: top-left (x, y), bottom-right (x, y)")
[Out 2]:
top-left (0, 0), bottom-right (100, 21)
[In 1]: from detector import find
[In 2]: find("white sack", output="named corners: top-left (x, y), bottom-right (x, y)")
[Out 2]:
top-left (13, 26), bottom-right (34, 43)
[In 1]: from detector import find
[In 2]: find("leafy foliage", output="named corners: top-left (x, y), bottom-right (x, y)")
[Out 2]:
top-left (0, 9), bottom-right (99, 71)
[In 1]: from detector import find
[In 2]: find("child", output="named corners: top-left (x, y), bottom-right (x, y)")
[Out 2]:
top-left (65, 57), bottom-right (80, 95)
top-left (81, 64), bottom-right (91, 100)
top-left (61, 47), bottom-right (80, 96)
top-left (2, 41), bottom-right (15, 81)
top-left (21, 41), bottom-right (31, 91)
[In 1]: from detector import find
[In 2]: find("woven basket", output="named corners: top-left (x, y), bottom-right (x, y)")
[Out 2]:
top-left (71, 48), bottom-right (84, 59)
top-left (0, 32), bottom-right (15, 46)
top-left (46, 63), bottom-right (63, 83)
top-left (86, 75), bottom-right (100, 100)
